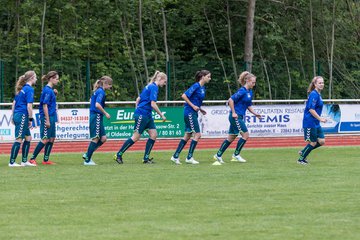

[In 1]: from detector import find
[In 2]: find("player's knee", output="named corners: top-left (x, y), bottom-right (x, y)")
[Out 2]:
top-left (318, 139), bottom-right (325, 146)
top-left (242, 132), bottom-right (249, 140)
top-left (149, 132), bottom-right (157, 140)
top-left (194, 132), bottom-right (201, 140)
top-left (227, 135), bottom-right (236, 142)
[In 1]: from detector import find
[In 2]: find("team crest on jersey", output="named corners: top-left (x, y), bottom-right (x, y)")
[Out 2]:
top-left (247, 93), bottom-right (251, 98)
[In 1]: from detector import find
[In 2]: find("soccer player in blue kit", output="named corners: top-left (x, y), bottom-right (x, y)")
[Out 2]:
top-left (213, 71), bottom-right (261, 165)
top-left (114, 71), bottom-right (167, 164)
top-left (8, 71), bottom-right (38, 167)
top-left (29, 71), bottom-right (60, 165)
top-left (297, 76), bottom-right (327, 165)
top-left (170, 70), bottom-right (211, 165)
top-left (83, 76), bottom-right (113, 166)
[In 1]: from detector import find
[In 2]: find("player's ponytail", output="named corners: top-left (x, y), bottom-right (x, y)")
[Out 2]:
top-left (149, 71), bottom-right (166, 83)
top-left (149, 71), bottom-right (160, 83)
top-left (93, 76), bottom-right (113, 91)
top-left (195, 70), bottom-right (210, 82)
top-left (238, 71), bottom-right (255, 86)
top-left (42, 71), bottom-right (58, 83)
top-left (307, 76), bottom-right (323, 94)
top-left (15, 70), bottom-right (35, 94)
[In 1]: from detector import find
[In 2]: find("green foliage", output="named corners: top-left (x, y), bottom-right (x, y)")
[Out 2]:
top-left (1, 0), bottom-right (360, 102)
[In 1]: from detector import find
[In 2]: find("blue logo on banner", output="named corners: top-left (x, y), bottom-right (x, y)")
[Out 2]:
top-left (339, 122), bottom-right (360, 132)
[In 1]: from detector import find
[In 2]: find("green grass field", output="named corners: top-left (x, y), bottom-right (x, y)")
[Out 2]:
top-left (0, 146), bottom-right (359, 240)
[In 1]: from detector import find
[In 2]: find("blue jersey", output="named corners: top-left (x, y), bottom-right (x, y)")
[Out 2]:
top-left (90, 87), bottom-right (106, 115)
top-left (230, 87), bottom-right (253, 116)
top-left (39, 85), bottom-right (57, 117)
top-left (303, 90), bottom-right (323, 128)
top-left (184, 82), bottom-right (206, 116)
top-left (135, 82), bottom-right (159, 117)
top-left (14, 84), bottom-right (34, 115)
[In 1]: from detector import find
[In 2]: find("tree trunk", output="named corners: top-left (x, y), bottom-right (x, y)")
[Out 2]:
top-left (41, 1), bottom-right (47, 82)
top-left (295, 17), bottom-right (306, 80)
top-left (226, 0), bottom-right (239, 87)
top-left (256, 38), bottom-right (272, 99)
top-left (244, 0), bottom-right (256, 72)
top-left (123, 12), bottom-right (144, 89)
top-left (309, 0), bottom-right (316, 77)
top-left (162, 7), bottom-right (169, 102)
top-left (139, 0), bottom-right (149, 81)
top-left (15, 0), bottom-right (20, 82)
top-left (279, 42), bottom-right (292, 99)
top-left (120, 16), bottom-right (140, 96)
top-left (149, 12), bottom-right (158, 66)
top-left (329, 0), bottom-right (336, 99)
top-left (204, 8), bottom-right (231, 96)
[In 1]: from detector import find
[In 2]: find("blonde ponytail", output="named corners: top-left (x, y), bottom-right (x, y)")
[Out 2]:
top-left (93, 76), bottom-right (113, 91)
top-left (149, 70), bottom-right (166, 83)
top-left (238, 71), bottom-right (255, 86)
top-left (15, 70), bottom-right (35, 94)
top-left (307, 76), bottom-right (323, 94)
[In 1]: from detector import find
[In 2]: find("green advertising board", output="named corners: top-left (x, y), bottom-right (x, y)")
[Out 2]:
top-left (103, 107), bottom-right (185, 139)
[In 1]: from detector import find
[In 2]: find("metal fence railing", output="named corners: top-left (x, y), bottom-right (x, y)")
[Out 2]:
top-left (1, 99), bottom-right (360, 109)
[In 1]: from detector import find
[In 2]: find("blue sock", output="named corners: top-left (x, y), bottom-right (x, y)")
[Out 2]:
top-left (86, 142), bottom-right (97, 162)
top-left (313, 142), bottom-right (321, 150)
top-left (117, 138), bottom-right (135, 157)
top-left (217, 140), bottom-right (231, 157)
top-left (9, 142), bottom-right (21, 164)
top-left (299, 144), bottom-right (314, 161)
top-left (22, 140), bottom-right (31, 162)
top-left (144, 138), bottom-right (155, 161)
top-left (173, 139), bottom-right (187, 158)
top-left (187, 140), bottom-right (198, 159)
top-left (44, 142), bottom-right (54, 162)
top-left (234, 138), bottom-right (246, 156)
top-left (95, 140), bottom-right (104, 151)
top-left (31, 142), bottom-right (45, 160)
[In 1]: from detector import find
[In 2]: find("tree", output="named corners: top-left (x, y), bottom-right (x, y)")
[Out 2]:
top-left (244, 0), bottom-right (256, 72)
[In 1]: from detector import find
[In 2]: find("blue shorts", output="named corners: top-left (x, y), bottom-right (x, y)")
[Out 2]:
top-left (184, 112), bottom-right (200, 133)
top-left (40, 115), bottom-right (56, 139)
top-left (228, 114), bottom-right (248, 135)
top-left (13, 113), bottom-right (31, 139)
top-left (89, 113), bottom-right (106, 139)
top-left (304, 127), bottom-right (325, 142)
top-left (134, 115), bottom-right (156, 134)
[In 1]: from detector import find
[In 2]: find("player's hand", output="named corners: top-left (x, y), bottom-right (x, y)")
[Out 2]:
top-left (193, 106), bottom-right (200, 112)
top-left (320, 117), bottom-right (327, 123)
top-left (232, 112), bottom-right (238, 119)
top-left (255, 113), bottom-right (262, 119)
top-left (105, 112), bottom-right (111, 119)
top-left (28, 121), bottom-right (33, 129)
top-left (161, 114), bottom-right (167, 122)
top-left (200, 108), bottom-right (207, 115)
top-left (54, 89), bottom-right (58, 95)
top-left (45, 121), bottom-right (51, 128)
